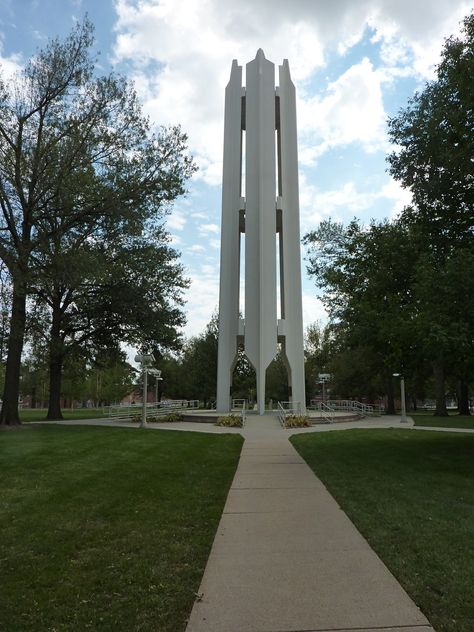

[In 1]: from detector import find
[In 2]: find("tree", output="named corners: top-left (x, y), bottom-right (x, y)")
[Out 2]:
top-left (0, 262), bottom-right (11, 388)
top-left (387, 13), bottom-right (473, 250)
top-left (304, 219), bottom-right (420, 413)
top-left (304, 321), bottom-right (333, 402)
top-left (0, 19), bottom-right (195, 424)
top-left (30, 226), bottom-right (189, 420)
top-left (387, 12), bottom-right (474, 414)
top-left (181, 317), bottom-right (219, 406)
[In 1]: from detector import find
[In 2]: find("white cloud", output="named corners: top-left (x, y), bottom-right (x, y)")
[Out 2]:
top-left (181, 270), bottom-right (219, 337)
top-left (367, 1), bottom-right (471, 78)
top-left (166, 210), bottom-right (186, 231)
top-left (381, 178), bottom-right (413, 218)
top-left (302, 292), bottom-right (328, 329)
top-left (112, 0), bottom-right (470, 183)
top-left (188, 244), bottom-right (206, 253)
top-left (199, 223), bottom-right (219, 235)
top-left (0, 36), bottom-right (22, 81)
top-left (299, 174), bottom-right (413, 232)
top-left (298, 57), bottom-right (388, 164)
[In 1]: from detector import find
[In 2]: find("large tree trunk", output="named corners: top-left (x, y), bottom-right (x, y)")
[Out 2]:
top-left (457, 379), bottom-right (471, 416)
top-left (46, 300), bottom-right (64, 420)
top-left (433, 357), bottom-right (448, 416)
top-left (0, 280), bottom-right (27, 425)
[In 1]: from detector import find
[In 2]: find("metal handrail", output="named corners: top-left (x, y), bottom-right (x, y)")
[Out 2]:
top-left (277, 401), bottom-right (286, 427)
top-left (106, 399), bottom-right (199, 420)
top-left (318, 402), bottom-right (335, 423)
top-left (277, 401), bottom-right (303, 426)
top-left (279, 401), bottom-right (302, 414)
top-left (311, 399), bottom-right (382, 417)
top-left (232, 398), bottom-right (248, 409)
top-left (326, 399), bottom-right (372, 416)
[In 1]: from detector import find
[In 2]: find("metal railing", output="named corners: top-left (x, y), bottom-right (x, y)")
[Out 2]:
top-left (106, 399), bottom-right (197, 421)
top-left (279, 401), bottom-right (302, 414)
top-left (318, 402), bottom-right (335, 423)
top-left (232, 398), bottom-right (248, 410)
top-left (328, 400), bottom-right (371, 416)
top-left (241, 400), bottom-right (246, 426)
top-left (311, 399), bottom-right (383, 417)
top-left (277, 401), bottom-right (304, 427)
top-left (277, 401), bottom-right (286, 427)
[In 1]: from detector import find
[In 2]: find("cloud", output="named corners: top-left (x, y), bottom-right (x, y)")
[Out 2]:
top-left (299, 174), bottom-right (413, 232)
top-left (298, 57), bottom-right (388, 164)
top-left (188, 244), bottom-right (206, 253)
top-left (199, 223), bottom-right (219, 235)
top-left (0, 36), bottom-right (22, 81)
top-left (181, 268), bottom-right (219, 337)
top-left (112, 0), bottom-right (470, 187)
top-left (302, 292), bottom-right (328, 329)
top-left (166, 210), bottom-right (186, 231)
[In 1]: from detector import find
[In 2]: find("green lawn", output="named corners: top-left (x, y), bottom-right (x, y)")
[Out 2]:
top-left (291, 429), bottom-right (474, 632)
top-left (20, 407), bottom-right (106, 421)
top-left (0, 425), bottom-right (243, 631)
top-left (411, 412), bottom-right (474, 429)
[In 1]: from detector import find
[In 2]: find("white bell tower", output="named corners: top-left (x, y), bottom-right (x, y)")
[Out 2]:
top-left (217, 50), bottom-right (306, 415)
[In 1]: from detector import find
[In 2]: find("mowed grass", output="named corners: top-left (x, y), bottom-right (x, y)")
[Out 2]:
top-left (411, 412), bottom-right (474, 429)
top-left (0, 425), bottom-right (243, 631)
top-left (20, 408), bottom-right (106, 421)
top-left (291, 429), bottom-right (474, 632)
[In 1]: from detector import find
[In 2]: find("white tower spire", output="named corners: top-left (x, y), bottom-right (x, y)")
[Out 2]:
top-left (217, 51), bottom-right (306, 415)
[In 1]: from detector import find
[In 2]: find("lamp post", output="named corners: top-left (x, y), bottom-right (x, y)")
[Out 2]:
top-left (135, 353), bottom-right (155, 428)
top-left (393, 373), bottom-right (408, 423)
top-left (318, 373), bottom-right (331, 405)
top-left (149, 369), bottom-right (163, 404)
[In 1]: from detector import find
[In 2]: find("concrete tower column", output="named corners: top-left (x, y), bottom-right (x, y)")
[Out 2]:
top-left (244, 50), bottom-right (278, 415)
top-left (216, 61), bottom-right (242, 412)
top-left (217, 51), bottom-right (306, 415)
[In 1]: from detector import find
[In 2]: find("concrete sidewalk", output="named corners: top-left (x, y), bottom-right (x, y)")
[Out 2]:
top-left (186, 415), bottom-right (434, 632)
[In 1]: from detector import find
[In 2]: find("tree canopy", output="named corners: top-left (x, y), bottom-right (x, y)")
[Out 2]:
top-left (304, 12), bottom-right (474, 415)
top-left (0, 18), bottom-right (196, 423)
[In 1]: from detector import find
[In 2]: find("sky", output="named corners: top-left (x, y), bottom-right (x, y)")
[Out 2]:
top-left (0, 0), bottom-right (471, 341)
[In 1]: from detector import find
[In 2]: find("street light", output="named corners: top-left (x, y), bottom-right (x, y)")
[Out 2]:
top-left (393, 373), bottom-right (408, 423)
top-left (135, 353), bottom-right (155, 428)
top-left (318, 373), bottom-right (331, 405)
top-left (148, 368), bottom-right (163, 404)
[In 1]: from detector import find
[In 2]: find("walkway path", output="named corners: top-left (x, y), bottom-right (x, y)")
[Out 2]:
top-left (185, 414), bottom-right (434, 632)
top-left (36, 413), bottom-right (469, 631)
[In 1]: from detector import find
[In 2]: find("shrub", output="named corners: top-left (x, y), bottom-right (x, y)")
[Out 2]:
top-left (284, 414), bottom-right (311, 428)
top-left (130, 412), bottom-right (184, 423)
top-left (215, 414), bottom-right (243, 428)
top-left (159, 412), bottom-right (184, 423)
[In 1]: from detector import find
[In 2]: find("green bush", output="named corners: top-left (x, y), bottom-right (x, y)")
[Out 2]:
top-left (159, 412), bottom-right (184, 423)
top-left (284, 414), bottom-right (311, 428)
top-left (130, 412), bottom-right (184, 423)
top-left (215, 414), bottom-right (243, 428)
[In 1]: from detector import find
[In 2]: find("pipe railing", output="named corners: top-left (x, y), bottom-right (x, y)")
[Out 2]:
top-left (318, 402), bottom-right (335, 423)
top-left (232, 398), bottom-right (248, 410)
top-left (106, 399), bottom-right (198, 420)
top-left (277, 401), bottom-right (286, 427)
